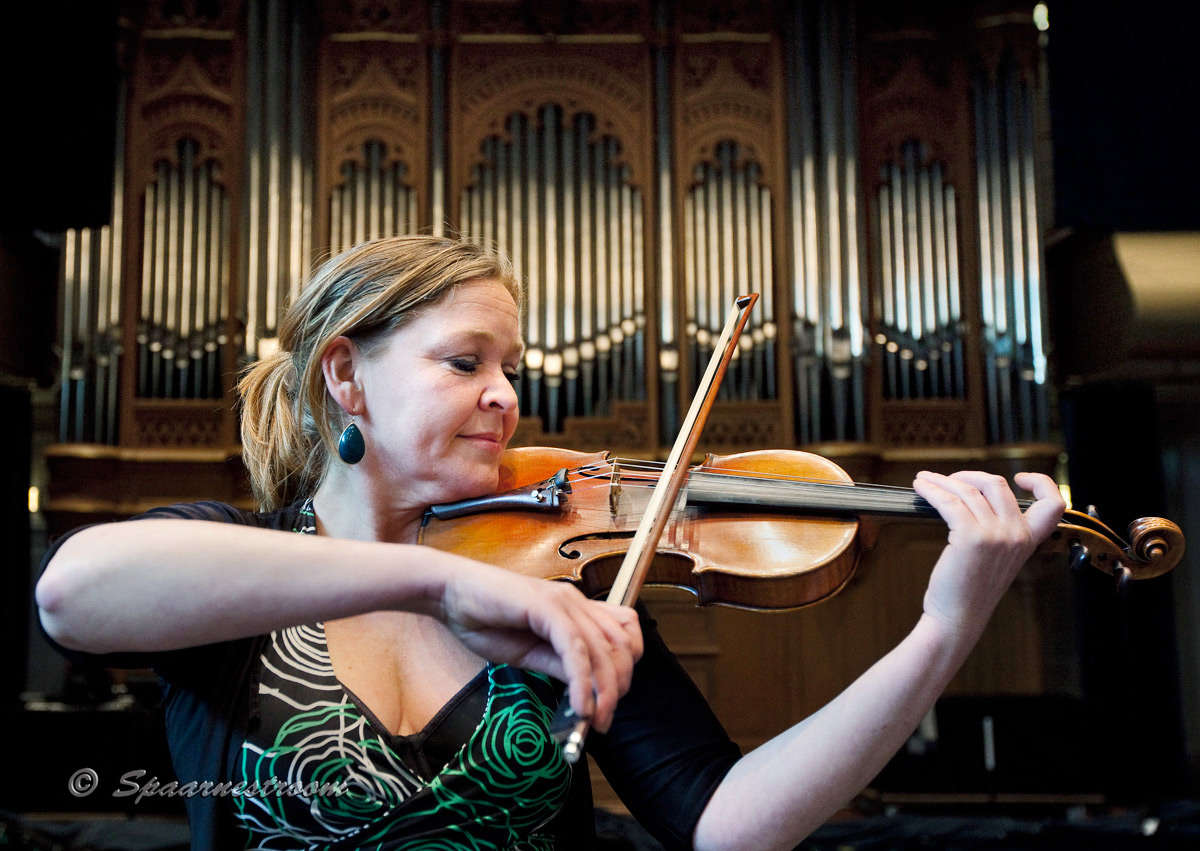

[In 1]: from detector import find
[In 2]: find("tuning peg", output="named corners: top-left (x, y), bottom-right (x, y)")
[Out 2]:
top-left (1114, 562), bottom-right (1133, 598)
top-left (1069, 541), bottom-right (1089, 572)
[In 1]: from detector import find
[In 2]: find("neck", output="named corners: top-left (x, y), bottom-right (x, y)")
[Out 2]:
top-left (686, 472), bottom-right (942, 518)
top-left (312, 465), bottom-right (427, 544)
top-left (684, 470), bottom-right (1036, 517)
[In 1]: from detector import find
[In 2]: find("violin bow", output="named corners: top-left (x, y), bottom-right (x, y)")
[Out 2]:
top-left (550, 293), bottom-right (760, 764)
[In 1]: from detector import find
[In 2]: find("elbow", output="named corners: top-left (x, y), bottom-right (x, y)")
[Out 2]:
top-left (36, 546), bottom-right (101, 651)
top-left (36, 566), bottom-right (76, 649)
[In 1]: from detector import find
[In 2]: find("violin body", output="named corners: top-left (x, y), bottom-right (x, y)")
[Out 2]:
top-left (421, 447), bottom-right (863, 610)
top-left (420, 446), bottom-right (1184, 611)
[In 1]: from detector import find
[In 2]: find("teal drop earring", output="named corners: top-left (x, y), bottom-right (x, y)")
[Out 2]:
top-left (337, 419), bottom-right (365, 464)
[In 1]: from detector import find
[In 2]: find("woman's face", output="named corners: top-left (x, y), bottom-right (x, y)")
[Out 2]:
top-left (357, 277), bottom-right (523, 507)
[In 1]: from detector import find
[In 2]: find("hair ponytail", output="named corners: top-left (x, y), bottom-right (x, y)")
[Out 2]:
top-left (237, 351), bottom-right (312, 511)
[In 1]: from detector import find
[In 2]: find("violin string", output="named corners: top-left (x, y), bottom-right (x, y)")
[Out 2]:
top-left (603, 457), bottom-right (917, 491)
top-left (565, 459), bottom-right (905, 496)
top-left (559, 459), bottom-right (1036, 511)
top-left (566, 457), bottom-right (986, 499)
top-left (607, 457), bottom-right (1038, 503)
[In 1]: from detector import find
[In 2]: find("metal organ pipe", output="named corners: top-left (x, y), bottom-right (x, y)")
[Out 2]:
top-left (60, 231), bottom-right (77, 441)
top-left (683, 141), bottom-right (777, 403)
top-left (458, 107), bottom-right (646, 432)
top-left (193, 162), bottom-right (209, 398)
top-left (543, 105), bottom-right (562, 430)
top-left (135, 139), bottom-right (230, 402)
top-left (873, 141), bottom-right (965, 404)
top-left (329, 142), bottom-right (418, 256)
top-left (654, 40), bottom-right (677, 439)
top-left (165, 153), bottom-right (181, 397)
top-left (242, 0), bottom-right (313, 381)
top-left (620, 166), bottom-right (635, 401)
top-left (632, 186), bottom-right (646, 402)
top-left (972, 59), bottom-right (1050, 444)
top-left (289, 10), bottom-right (309, 308)
top-left (759, 180), bottom-right (777, 399)
top-left (592, 126), bottom-right (609, 412)
top-left (783, 0), bottom-right (867, 442)
top-left (562, 122), bottom-right (578, 414)
top-left (577, 115), bottom-right (594, 416)
top-left (841, 12), bottom-right (866, 440)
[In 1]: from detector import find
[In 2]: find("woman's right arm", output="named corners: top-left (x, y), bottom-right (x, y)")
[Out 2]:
top-left (36, 518), bottom-right (642, 732)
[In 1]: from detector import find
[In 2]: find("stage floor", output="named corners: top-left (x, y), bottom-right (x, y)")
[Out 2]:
top-left (6, 802), bottom-right (1200, 850)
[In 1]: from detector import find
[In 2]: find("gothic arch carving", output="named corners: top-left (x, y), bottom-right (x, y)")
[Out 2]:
top-left (324, 50), bottom-right (424, 188)
top-left (452, 46), bottom-right (650, 195)
top-left (675, 42), bottom-right (781, 183)
top-left (135, 51), bottom-right (234, 183)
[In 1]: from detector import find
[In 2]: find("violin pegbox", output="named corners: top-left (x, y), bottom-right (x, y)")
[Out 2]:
top-left (1054, 506), bottom-right (1184, 595)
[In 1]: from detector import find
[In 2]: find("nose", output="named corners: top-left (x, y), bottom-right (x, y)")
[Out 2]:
top-left (481, 367), bottom-right (519, 413)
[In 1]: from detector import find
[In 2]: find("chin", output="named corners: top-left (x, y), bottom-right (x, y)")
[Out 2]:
top-left (443, 466), bottom-right (501, 503)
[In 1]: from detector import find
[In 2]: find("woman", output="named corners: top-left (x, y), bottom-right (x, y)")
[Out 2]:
top-left (38, 235), bottom-right (1065, 851)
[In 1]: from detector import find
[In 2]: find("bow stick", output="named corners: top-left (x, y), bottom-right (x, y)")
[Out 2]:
top-left (550, 293), bottom-right (760, 763)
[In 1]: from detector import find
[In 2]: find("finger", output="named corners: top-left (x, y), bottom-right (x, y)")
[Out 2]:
top-left (596, 602), bottom-right (644, 660)
top-left (559, 630), bottom-right (596, 724)
top-left (528, 594), bottom-right (596, 723)
top-left (913, 471), bottom-right (994, 527)
top-left (574, 609), bottom-right (624, 733)
top-left (1013, 472), bottom-right (1066, 540)
top-left (947, 471), bottom-right (1025, 523)
top-left (588, 602), bottom-right (643, 686)
top-left (540, 588), bottom-right (624, 730)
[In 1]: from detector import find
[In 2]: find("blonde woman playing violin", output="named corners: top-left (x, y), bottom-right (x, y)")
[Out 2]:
top-left (38, 235), bottom-right (1064, 851)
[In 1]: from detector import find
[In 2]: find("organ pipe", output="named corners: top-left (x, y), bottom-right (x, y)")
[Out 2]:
top-left (241, 0), bottom-right (313, 364)
top-left (136, 139), bottom-right (229, 401)
top-left (873, 141), bottom-right (965, 402)
top-left (682, 142), bottom-right (776, 403)
top-left (330, 141), bottom-right (419, 256)
top-left (784, 0), bottom-right (867, 443)
top-left (459, 107), bottom-right (645, 433)
top-left (972, 56), bottom-right (1050, 444)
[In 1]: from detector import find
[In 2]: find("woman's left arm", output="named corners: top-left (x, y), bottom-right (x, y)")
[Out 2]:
top-left (692, 471), bottom-right (1065, 851)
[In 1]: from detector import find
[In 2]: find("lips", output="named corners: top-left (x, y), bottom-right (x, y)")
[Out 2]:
top-left (461, 432), bottom-right (504, 448)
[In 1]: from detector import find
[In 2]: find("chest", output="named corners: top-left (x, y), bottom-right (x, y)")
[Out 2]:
top-left (324, 611), bottom-right (485, 737)
top-left (233, 626), bottom-right (570, 848)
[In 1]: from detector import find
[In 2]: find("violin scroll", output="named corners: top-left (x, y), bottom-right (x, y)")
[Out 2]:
top-left (1043, 509), bottom-right (1184, 583)
top-left (1127, 515), bottom-right (1186, 579)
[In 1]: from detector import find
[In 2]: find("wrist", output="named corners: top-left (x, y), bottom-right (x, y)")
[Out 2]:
top-left (913, 611), bottom-right (984, 669)
top-left (374, 542), bottom-right (454, 619)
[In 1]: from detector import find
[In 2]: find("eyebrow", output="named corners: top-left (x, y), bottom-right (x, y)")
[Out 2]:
top-left (441, 329), bottom-right (526, 360)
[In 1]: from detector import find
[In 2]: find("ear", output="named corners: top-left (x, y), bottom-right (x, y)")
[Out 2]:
top-left (321, 336), bottom-right (363, 416)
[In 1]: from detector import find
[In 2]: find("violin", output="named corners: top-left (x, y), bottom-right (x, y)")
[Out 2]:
top-left (419, 444), bottom-right (1186, 610)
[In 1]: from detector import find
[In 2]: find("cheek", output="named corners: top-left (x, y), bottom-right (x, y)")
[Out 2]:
top-left (502, 405), bottom-right (520, 439)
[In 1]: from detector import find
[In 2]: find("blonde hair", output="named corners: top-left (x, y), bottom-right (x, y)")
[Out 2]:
top-left (238, 235), bottom-right (522, 510)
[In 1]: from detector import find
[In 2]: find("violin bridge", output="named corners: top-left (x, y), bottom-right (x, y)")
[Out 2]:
top-left (609, 459), bottom-right (622, 516)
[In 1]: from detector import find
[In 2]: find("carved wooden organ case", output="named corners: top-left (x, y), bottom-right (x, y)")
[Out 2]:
top-left (48, 0), bottom-right (1053, 505)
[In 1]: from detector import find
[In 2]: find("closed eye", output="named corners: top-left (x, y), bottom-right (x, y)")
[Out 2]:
top-left (451, 357), bottom-right (520, 384)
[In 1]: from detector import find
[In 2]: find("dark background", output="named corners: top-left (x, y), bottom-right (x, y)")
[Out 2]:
top-left (1047, 0), bottom-right (1200, 231)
